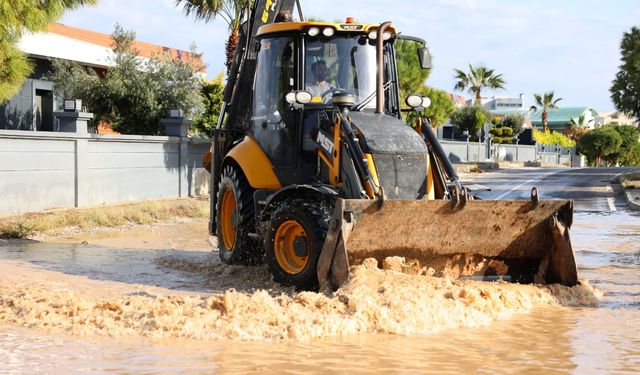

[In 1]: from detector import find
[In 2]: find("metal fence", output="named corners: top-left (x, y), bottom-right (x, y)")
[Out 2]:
top-left (439, 139), bottom-right (576, 165)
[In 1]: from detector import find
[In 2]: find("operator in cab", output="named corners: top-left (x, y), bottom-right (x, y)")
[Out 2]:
top-left (306, 60), bottom-right (335, 103)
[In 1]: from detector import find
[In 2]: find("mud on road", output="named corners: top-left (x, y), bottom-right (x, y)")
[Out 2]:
top-left (0, 218), bottom-right (600, 342)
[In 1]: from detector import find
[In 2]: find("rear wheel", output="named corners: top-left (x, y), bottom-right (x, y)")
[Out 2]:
top-left (265, 199), bottom-right (330, 290)
top-left (216, 165), bottom-right (261, 265)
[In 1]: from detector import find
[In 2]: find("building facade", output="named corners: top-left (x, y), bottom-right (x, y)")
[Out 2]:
top-left (1, 23), bottom-right (203, 132)
top-left (465, 94), bottom-right (526, 110)
top-left (595, 111), bottom-right (639, 127)
top-left (491, 107), bottom-right (600, 131)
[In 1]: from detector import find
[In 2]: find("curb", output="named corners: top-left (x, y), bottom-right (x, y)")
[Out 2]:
top-left (453, 162), bottom-right (499, 173)
top-left (624, 190), bottom-right (640, 211)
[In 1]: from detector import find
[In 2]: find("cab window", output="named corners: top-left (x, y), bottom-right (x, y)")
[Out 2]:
top-left (253, 36), bottom-right (297, 166)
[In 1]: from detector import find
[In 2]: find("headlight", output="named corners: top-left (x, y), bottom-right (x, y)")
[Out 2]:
top-left (308, 27), bottom-right (320, 37)
top-left (368, 30), bottom-right (377, 39)
top-left (295, 91), bottom-right (312, 104)
top-left (421, 96), bottom-right (432, 108)
top-left (382, 31), bottom-right (392, 40)
top-left (322, 27), bottom-right (335, 37)
top-left (285, 92), bottom-right (296, 104)
top-left (406, 95), bottom-right (422, 108)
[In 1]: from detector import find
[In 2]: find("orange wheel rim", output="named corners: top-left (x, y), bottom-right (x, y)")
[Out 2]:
top-left (274, 220), bottom-right (309, 275)
top-left (220, 189), bottom-right (237, 250)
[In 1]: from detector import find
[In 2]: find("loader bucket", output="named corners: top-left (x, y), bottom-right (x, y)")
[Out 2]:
top-left (317, 197), bottom-right (578, 292)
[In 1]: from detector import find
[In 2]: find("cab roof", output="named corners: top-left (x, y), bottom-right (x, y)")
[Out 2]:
top-left (257, 21), bottom-right (397, 37)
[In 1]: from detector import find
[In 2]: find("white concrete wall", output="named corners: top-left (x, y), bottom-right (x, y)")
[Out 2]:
top-left (439, 140), bottom-right (491, 162)
top-left (0, 130), bottom-right (210, 216)
top-left (496, 144), bottom-right (537, 162)
top-left (0, 132), bottom-right (76, 214)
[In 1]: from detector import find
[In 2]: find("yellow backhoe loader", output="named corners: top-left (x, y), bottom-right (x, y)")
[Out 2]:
top-left (208, 0), bottom-right (578, 291)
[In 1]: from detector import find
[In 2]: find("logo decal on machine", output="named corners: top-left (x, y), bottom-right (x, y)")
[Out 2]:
top-left (262, 0), bottom-right (275, 22)
top-left (316, 131), bottom-right (334, 155)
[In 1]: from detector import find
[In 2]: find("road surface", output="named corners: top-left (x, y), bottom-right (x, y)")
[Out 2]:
top-left (463, 167), bottom-right (640, 213)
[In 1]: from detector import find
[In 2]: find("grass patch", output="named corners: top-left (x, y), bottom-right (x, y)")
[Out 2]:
top-left (621, 172), bottom-right (640, 189)
top-left (0, 198), bottom-right (209, 239)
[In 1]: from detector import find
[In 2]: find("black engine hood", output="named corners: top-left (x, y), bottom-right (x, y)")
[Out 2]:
top-left (348, 112), bottom-right (428, 155)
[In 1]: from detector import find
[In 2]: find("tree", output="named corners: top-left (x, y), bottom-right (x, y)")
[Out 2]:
top-left (450, 105), bottom-right (491, 140)
top-left (50, 25), bottom-right (203, 135)
top-left (611, 125), bottom-right (640, 166)
top-left (0, 0), bottom-right (97, 102)
top-left (453, 64), bottom-right (506, 104)
top-left (563, 115), bottom-right (591, 144)
top-left (192, 73), bottom-right (225, 135)
top-left (530, 91), bottom-right (562, 132)
top-left (611, 26), bottom-right (640, 120)
top-left (501, 113), bottom-right (526, 136)
top-left (579, 127), bottom-right (623, 166)
top-left (395, 39), bottom-right (431, 103)
top-left (394, 39), bottom-right (454, 128)
top-left (419, 87), bottom-right (456, 128)
top-left (176, 0), bottom-right (249, 75)
top-left (564, 125), bottom-right (590, 145)
top-left (570, 114), bottom-right (594, 128)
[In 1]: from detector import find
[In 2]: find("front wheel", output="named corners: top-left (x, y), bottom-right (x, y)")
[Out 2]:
top-left (264, 199), bottom-right (330, 290)
top-left (216, 165), bottom-right (261, 265)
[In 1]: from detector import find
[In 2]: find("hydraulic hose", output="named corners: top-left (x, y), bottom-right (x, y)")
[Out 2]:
top-left (421, 120), bottom-right (462, 190)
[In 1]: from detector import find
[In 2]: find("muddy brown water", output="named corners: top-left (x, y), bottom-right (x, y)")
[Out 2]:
top-left (1, 210), bottom-right (639, 374)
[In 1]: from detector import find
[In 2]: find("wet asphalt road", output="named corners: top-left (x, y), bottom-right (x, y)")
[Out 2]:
top-left (464, 166), bottom-right (640, 310)
top-left (462, 167), bottom-right (640, 212)
top-left (0, 167), bottom-right (639, 373)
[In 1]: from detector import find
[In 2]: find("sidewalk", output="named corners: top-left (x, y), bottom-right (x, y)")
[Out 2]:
top-left (453, 160), bottom-right (567, 174)
top-left (620, 172), bottom-right (640, 211)
top-left (624, 189), bottom-right (640, 211)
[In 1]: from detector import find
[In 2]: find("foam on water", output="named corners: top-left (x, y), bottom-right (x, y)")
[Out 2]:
top-left (0, 257), bottom-right (601, 341)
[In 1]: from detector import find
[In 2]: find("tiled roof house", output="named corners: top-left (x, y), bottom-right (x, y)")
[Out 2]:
top-left (1, 23), bottom-right (204, 132)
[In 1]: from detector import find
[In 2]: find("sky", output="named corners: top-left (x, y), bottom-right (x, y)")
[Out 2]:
top-left (61, 0), bottom-right (640, 112)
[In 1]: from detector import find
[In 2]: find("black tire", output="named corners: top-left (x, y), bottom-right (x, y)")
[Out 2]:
top-left (264, 199), bottom-right (330, 290)
top-left (216, 165), bottom-right (262, 265)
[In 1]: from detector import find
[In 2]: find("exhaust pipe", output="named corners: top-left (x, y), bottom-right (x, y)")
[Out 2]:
top-left (376, 21), bottom-right (392, 114)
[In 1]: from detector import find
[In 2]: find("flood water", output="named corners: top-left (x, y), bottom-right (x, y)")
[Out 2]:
top-left (1, 209), bottom-right (639, 374)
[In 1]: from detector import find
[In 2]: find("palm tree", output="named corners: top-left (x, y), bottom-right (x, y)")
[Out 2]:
top-left (530, 91), bottom-right (562, 132)
top-left (175, 0), bottom-right (250, 75)
top-left (453, 64), bottom-right (506, 105)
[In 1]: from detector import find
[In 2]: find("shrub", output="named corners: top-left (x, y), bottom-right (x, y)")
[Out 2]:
top-left (533, 129), bottom-right (576, 147)
top-left (192, 73), bottom-right (224, 136)
top-left (451, 105), bottom-right (491, 140)
top-left (502, 113), bottom-right (526, 135)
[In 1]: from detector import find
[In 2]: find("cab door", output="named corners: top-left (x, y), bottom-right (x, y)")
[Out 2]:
top-left (251, 36), bottom-right (299, 180)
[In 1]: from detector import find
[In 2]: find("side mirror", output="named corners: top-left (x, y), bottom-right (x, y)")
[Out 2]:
top-left (418, 46), bottom-right (432, 69)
